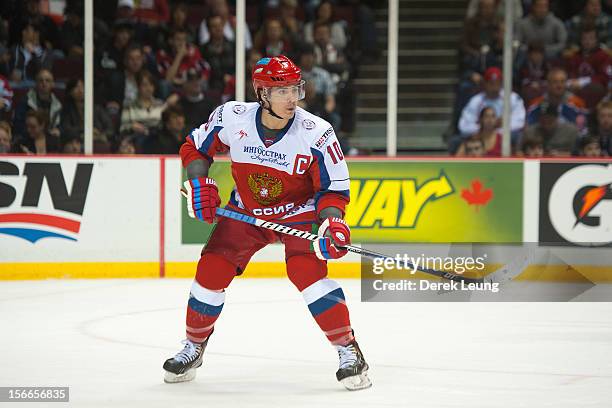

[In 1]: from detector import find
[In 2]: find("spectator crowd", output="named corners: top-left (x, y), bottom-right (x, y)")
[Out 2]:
top-left (0, 0), bottom-right (609, 158)
top-left (0, 0), bottom-right (374, 155)
top-left (452, 0), bottom-right (612, 157)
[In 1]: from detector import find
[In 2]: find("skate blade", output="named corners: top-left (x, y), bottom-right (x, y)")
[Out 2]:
top-left (164, 368), bottom-right (197, 383)
top-left (340, 372), bottom-right (372, 391)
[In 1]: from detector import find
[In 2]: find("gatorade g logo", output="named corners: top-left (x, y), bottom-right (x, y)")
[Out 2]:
top-left (0, 161), bottom-right (93, 243)
top-left (548, 164), bottom-right (612, 245)
top-left (345, 171), bottom-right (454, 228)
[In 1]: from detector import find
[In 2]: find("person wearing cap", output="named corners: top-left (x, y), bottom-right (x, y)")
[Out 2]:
top-left (458, 66), bottom-right (526, 144)
top-left (116, 0), bottom-right (136, 25)
top-left (118, 0), bottom-right (134, 9)
top-left (456, 22), bottom-right (523, 121)
top-left (522, 102), bottom-right (580, 155)
top-left (163, 55), bottom-right (371, 391)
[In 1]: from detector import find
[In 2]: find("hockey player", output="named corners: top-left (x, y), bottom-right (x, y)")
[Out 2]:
top-left (163, 55), bottom-right (371, 391)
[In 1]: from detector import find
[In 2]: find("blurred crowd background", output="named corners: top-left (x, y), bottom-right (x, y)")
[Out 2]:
top-left (0, 0), bottom-right (609, 157)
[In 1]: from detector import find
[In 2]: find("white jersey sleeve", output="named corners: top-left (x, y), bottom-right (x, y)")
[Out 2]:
top-left (308, 125), bottom-right (351, 214)
top-left (187, 103), bottom-right (231, 161)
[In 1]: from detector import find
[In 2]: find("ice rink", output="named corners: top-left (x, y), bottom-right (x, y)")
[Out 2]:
top-left (1, 278), bottom-right (611, 407)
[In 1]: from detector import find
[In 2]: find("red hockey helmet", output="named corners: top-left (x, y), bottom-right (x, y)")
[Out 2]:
top-left (252, 55), bottom-right (301, 89)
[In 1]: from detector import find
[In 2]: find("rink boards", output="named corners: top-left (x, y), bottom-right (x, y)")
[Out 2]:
top-left (0, 156), bottom-right (610, 281)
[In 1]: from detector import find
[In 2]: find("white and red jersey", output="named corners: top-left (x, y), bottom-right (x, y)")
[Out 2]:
top-left (180, 101), bottom-right (350, 223)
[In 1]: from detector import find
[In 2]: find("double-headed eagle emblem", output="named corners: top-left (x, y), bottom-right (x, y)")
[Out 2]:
top-left (247, 173), bottom-right (283, 205)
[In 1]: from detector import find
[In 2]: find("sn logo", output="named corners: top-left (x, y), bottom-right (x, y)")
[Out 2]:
top-left (0, 161), bottom-right (93, 242)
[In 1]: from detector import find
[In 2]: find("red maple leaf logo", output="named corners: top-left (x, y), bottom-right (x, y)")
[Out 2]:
top-left (461, 179), bottom-right (493, 211)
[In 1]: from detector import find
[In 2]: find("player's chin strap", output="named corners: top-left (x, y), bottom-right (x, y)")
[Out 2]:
top-left (257, 89), bottom-right (285, 120)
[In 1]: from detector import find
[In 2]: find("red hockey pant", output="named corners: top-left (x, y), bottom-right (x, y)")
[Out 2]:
top-left (185, 215), bottom-right (354, 346)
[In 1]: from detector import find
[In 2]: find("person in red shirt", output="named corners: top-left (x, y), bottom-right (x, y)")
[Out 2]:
top-left (564, 25), bottom-right (610, 108)
top-left (455, 107), bottom-right (502, 157)
top-left (156, 28), bottom-right (210, 89)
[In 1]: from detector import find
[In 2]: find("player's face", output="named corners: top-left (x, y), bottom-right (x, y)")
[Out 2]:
top-left (267, 81), bottom-right (305, 116)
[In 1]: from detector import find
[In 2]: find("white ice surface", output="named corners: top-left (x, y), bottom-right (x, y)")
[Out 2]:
top-left (0, 278), bottom-right (611, 407)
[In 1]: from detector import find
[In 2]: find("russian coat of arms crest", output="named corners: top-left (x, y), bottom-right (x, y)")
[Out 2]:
top-left (247, 173), bottom-right (283, 205)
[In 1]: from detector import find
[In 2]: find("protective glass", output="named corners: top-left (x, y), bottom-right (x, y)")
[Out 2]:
top-left (265, 80), bottom-right (305, 102)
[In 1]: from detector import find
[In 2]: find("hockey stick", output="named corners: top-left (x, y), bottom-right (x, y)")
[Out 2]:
top-left (181, 189), bottom-right (490, 284)
top-left (216, 207), bottom-right (489, 284)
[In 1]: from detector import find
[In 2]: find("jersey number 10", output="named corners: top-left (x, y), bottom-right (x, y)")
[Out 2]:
top-left (327, 141), bottom-right (344, 164)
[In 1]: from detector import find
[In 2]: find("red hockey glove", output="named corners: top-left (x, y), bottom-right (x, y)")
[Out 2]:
top-left (313, 217), bottom-right (351, 260)
top-left (183, 177), bottom-right (221, 223)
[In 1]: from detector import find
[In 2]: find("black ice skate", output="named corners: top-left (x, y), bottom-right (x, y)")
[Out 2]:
top-left (163, 334), bottom-right (211, 383)
top-left (335, 339), bottom-right (372, 390)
